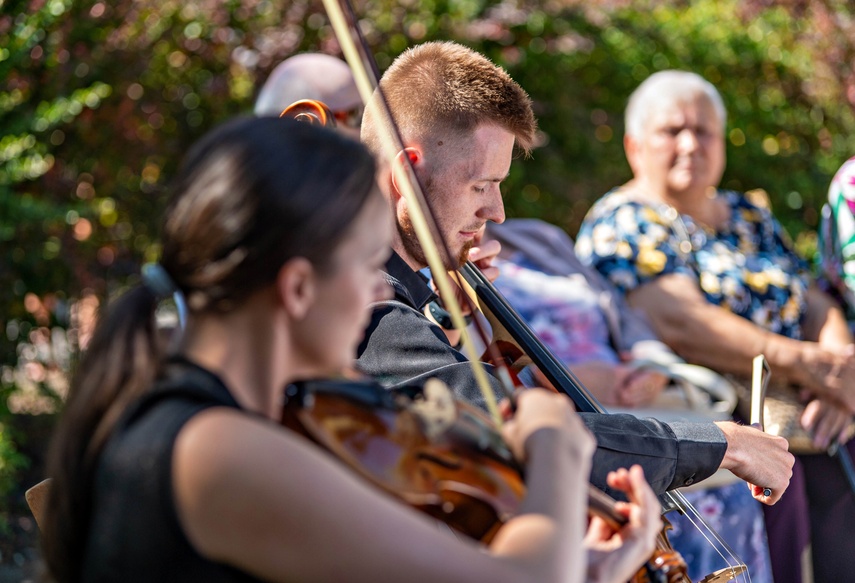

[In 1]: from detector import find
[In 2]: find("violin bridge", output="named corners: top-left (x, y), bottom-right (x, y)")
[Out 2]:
top-left (698, 564), bottom-right (747, 583)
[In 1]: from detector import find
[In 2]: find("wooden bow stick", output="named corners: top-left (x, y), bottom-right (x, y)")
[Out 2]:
top-left (321, 0), bottom-right (513, 426)
top-left (750, 354), bottom-right (773, 498)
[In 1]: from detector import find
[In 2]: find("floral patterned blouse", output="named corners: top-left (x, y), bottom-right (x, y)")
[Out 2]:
top-left (575, 189), bottom-right (810, 340)
top-left (493, 255), bottom-right (621, 366)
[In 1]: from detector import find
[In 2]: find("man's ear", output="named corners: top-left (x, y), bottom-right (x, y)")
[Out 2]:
top-left (275, 257), bottom-right (316, 320)
top-left (390, 147), bottom-right (424, 204)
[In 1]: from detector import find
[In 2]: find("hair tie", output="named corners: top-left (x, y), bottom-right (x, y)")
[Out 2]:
top-left (142, 263), bottom-right (188, 330)
top-left (141, 263), bottom-right (177, 299)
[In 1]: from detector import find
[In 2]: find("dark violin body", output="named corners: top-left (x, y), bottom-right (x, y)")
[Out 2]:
top-left (281, 377), bottom-right (524, 542)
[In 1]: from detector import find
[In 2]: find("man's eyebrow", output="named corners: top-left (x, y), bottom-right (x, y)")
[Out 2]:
top-left (473, 172), bottom-right (510, 182)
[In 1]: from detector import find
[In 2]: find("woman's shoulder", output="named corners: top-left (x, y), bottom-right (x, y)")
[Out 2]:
top-left (105, 362), bottom-right (237, 454)
top-left (719, 189), bottom-right (780, 229)
top-left (720, 189), bottom-right (761, 210)
top-left (172, 407), bottom-right (284, 500)
top-left (586, 188), bottom-right (651, 219)
top-left (86, 368), bottom-right (267, 582)
top-left (95, 359), bottom-right (257, 516)
top-left (583, 187), bottom-right (677, 231)
top-left (581, 190), bottom-right (681, 248)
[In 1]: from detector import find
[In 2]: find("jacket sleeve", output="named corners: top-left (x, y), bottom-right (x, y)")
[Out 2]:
top-left (581, 413), bottom-right (726, 496)
top-left (356, 299), bottom-right (727, 495)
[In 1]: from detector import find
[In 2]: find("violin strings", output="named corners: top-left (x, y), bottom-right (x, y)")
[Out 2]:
top-left (667, 490), bottom-right (751, 583)
top-left (668, 491), bottom-right (729, 572)
top-left (675, 491), bottom-right (749, 583)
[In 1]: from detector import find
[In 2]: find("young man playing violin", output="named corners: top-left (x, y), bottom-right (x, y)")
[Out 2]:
top-left (355, 40), bottom-right (794, 502)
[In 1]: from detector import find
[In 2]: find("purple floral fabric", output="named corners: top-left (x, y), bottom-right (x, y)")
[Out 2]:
top-left (493, 256), bottom-right (619, 365)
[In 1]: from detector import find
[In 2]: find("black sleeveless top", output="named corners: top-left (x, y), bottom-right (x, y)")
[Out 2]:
top-left (82, 359), bottom-right (266, 582)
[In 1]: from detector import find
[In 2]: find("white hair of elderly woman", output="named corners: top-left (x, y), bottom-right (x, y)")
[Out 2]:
top-left (624, 70), bottom-right (727, 139)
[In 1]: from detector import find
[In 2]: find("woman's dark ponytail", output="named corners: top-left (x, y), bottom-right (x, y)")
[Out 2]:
top-left (43, 285), bottom-right (161, 582)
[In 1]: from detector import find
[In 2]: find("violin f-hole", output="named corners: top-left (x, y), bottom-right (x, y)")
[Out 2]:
top-left (416, 450), bottom-right (463, 470)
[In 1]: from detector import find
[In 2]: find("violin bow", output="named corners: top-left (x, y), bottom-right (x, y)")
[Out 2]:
top-left (321, 0), bottom-right (520, 428)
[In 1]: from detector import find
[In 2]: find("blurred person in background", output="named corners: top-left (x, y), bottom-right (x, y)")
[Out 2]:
top-left (254, 52), bottom-right (362, 136)
top-left (577, 69), bottom-right (855, 583)
top-left (817, 156), bottom-right (855, 328)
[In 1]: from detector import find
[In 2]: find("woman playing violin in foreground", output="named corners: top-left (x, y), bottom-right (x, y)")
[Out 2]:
top-left (41, 117), bottom-right (661, 583)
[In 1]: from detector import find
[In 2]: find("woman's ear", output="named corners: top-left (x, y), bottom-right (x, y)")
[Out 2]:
top-left (275, 257), bottom-right (316, 320)
top-left (624, 133), bottom-right (642, 176)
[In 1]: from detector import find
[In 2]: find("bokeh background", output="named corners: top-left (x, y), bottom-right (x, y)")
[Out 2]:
top-left (3, 0), bottom-right (855, 578)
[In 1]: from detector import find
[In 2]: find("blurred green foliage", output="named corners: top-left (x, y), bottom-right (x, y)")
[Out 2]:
top-left (1, 0), bottom-right (855, 513)
top-left (485, 0), bottom-right (855, 239)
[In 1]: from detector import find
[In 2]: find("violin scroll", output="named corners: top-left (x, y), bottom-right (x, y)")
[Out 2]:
top-left (279, 99), bottom-right (337, 127)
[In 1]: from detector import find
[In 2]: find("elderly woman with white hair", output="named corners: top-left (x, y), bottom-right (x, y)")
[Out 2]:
top-left (576, 70), bottom-right (855, 583)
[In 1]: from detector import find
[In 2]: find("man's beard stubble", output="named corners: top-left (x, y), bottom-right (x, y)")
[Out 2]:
top-left (398, 206), bottom-right (472, 271)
